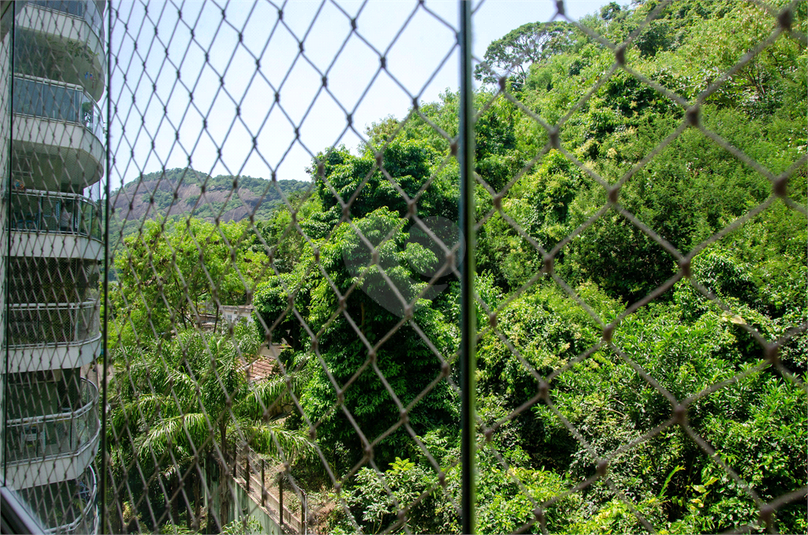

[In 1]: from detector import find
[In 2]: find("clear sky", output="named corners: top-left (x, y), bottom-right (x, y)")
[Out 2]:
top-left (109, 0), bottom-right (615, 189)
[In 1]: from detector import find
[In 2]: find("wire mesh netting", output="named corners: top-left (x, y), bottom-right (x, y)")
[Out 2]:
top-left (469, 1), bottom-right (807, 533)
top-left (106, 2), bottom-right (465, 532)
top-left (2, 0), bottom-right (806, 534)
top-left (1, 1), bottom-right (105, 533)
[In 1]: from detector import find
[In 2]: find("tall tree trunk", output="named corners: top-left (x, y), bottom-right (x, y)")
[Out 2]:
top-left (193, 469), bottom-right (201, 531)
top-left (186, 471), bottom-right (193, 530)
top-left (173, 471), bottom-right (181, 528)
top-left (206, 455), bottom-right (221, 533)
top-left (219, 420), bottom-right (229, 532)
top-left (170, 475), bottom-right (177, 526)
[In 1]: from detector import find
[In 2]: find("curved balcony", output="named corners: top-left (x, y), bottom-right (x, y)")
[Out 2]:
top-left (12, 76), bottom-right (104, 189)
top-left (65, 505), bottom-right (98, 535)
top-left (16, 466), bottom-right (98, 535)
top-left (15, 1), bottom-right (105, 99)
top-left (8, 333), bottom-right (101, 373)
top-left (10, 190), bottom-right (102, 239)
top-left (9, 190), bottom-right (103, 261)
top-left (13, 76), bottom-right (103, 142)
top-left (7, 300), bottom-right (101, 372)
top-left (8, 300), bottom-right (100, 347)
top-left (28, 0), bottom-right (104, 41)
top-left (5, 379), bottom-right (100, 488)
top-left (8, 257), bottom-right (100, 305)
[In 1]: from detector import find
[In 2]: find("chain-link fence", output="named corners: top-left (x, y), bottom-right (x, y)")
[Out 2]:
top-left (1, 0), bottom-right (104, 533)
top-left (3, 0), bottom-right (806, 534)
top-left (468, 1), bottom-right (807, 533)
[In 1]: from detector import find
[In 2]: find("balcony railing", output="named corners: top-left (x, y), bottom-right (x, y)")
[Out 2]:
top-left (45, 466), bottom-right (97, 535)
top-left (17, 466), bottom-right (98, 535)
top-left (5, 379), bottom-right (99, 465)
top-left (26, 0), bottom-right (104, 40)
top-left (7, 301), bottom-right (100, 347)
top-left (8, 257), bottom-right (100, 305)
top-left (62, 505), bottom-right (98, 535)
top-left (10, 190), bottom-right (102, 241)
top-left (13, 76), bottom-right (104, 141)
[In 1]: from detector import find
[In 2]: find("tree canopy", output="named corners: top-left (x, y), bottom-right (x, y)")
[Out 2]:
top-left (109, 1), bottom-right (807, 533)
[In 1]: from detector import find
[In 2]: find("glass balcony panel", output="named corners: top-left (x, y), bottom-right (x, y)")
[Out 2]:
top-left (79, 93), bottom-right (103, 140)
top-left (8, 302), bottom-right (100, 346)
top-left (10, 191), bottom-right (102, 241)
top-left (13, 77), bottom-right (76, 122)
top-left (26, 0), bottom-right (104, 40)
top-left (16, 466), bottom-right (97, 535)
top-left (9, 258), bottom-right (99, 304)
top-left (12, 77), bottom-right (104, 141)
top-left (5, 379), bottom-right (98, 464)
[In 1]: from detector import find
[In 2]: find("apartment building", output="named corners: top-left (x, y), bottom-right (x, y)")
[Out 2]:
top-left (3, 1), bottom-right (105, 533)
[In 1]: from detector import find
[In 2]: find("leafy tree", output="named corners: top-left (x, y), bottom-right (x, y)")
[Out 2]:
top-left (255, 206), bottom-right (459, 469)
top-left (314, 140), bottom-right (457, 222)
top-left (339, 457), bottom-right (445, 534)
top-left (475, 21), bottom-right (581, 90)
top-left (109, 218), bottom-right (270, 346)
top-left (108, 326), bottom-right (313, 533)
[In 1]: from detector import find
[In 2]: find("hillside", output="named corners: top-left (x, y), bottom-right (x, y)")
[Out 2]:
top-left (110, 167), bottom-right (309, 237)
top-left (108, 1), bottom-right (807, 533)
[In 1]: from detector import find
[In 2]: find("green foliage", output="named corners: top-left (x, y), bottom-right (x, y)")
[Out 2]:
top-left (341, 457), bottom-right (445, 533)
top-left (314, 140), bottom-right (457, 222)
top-left (250, 139), bottom-right (465, 471)
top-left (255, 204), bottom-right (459, 468)
top-left (109, 218), bottom-right (269, 346)
top-left (304, 2), bottom-right (806, 530)
top-left (111, 2), bottom-right (807, 533)
top-left (108, 327), bottom-right (313, 533)
top-left (221, 517), bottom-right (264, 534)
top-left (475, 21), bottom-right (582, 91)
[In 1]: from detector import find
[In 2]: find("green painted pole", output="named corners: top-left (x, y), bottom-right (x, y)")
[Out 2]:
top-left (458, 1), bottom-right (476, 533)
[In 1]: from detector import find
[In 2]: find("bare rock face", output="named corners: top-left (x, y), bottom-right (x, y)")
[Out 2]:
top-left (112, 167), bottom-right (309, 225)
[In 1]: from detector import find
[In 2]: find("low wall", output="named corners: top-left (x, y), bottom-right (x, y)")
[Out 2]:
top-left (232, 481), bottom-right (285, 535)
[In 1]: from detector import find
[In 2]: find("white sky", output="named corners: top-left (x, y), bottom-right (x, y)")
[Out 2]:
top-left (109, 0), bottom-right (614, 189)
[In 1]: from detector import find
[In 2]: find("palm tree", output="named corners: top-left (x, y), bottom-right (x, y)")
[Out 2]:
top-left (107, 324), bottom-right (312, 533)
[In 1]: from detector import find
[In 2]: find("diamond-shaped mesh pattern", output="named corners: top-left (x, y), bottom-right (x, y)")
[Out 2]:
top-left (470, 1), bottom-right (807, 534)
top-left (105, 1), bottom-right (463, 532)
top-left (1, 1), bottom-right (105, 533)
top-left (108, 0), bottom-right (805, 533)
top-left (3, 0), bottom-right (805, 534)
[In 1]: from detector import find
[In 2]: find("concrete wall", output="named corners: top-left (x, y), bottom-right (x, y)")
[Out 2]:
top-left (232, 481), bottom-right (285, 535)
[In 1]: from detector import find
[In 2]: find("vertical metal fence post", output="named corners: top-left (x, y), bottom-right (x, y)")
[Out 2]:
top-left (100, 0), bottom-right (112, 532)
top-left (1, 4), bottom-right (12, 490)
top-left (458, 1), bottom-right (476, 533)
top-left (302, 490), bottom-right (307, 535)
top-left (278, 472), bottom-right (284, 529)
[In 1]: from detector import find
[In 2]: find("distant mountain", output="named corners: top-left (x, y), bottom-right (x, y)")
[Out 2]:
top-left (110, 167), bottom-right (310, 235)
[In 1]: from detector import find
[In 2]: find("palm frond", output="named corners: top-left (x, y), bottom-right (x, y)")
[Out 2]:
top-left (236, 366), bottom-right (311, 420)
top-left (138, 412), bottom-right (214, 462)
top-left (241, 422), bottom-right (315, 462)
top-left (134, 393), bottom-right (181, 422)
top-left (164, 367), bottom-right (201, 402)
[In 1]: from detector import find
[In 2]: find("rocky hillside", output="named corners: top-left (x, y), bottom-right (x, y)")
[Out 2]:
top-left (111, 167), bottom-right (309, 236)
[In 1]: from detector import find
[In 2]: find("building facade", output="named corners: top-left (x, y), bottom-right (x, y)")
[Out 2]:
top-left (3, 1), bottom-right (105, 533)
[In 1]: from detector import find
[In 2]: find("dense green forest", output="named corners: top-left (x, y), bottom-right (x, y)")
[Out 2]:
top-left (107, 1), bottom-right (806, 533)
